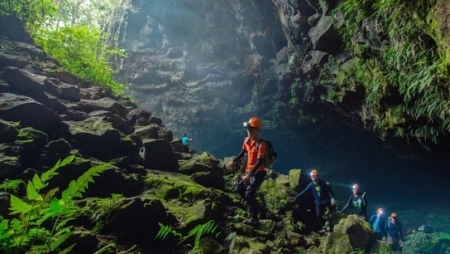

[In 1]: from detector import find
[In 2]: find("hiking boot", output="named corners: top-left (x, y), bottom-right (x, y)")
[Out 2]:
top-left (318, 229), bottom-right (327, 234)
top-left (243, 218), bottom-right (258, 225)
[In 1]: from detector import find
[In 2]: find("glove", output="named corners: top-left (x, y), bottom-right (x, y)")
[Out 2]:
top-left (337, 210), bottom-right (342, 214)
top-left (399, 240), bottom-right (404, 247)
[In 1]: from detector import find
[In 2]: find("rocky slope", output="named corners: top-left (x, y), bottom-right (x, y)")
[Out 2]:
top-left (1, 14), bottom-right (449, 254)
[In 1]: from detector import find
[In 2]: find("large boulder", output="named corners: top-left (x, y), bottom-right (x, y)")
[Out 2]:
top-left (79, 98), bottom-right (129, 118)
top-left (178, 152), bottom-right (224, 189)
top-left (88, 110), bottom-right (133, 135)
top-left (0, 119), bottom-right (19, 142)
top-left (141, 139), bottom-right (179, 171)
top-left (134, 123), bottom-right (173, 140)
top-left (0, 93), bottom-right (62, 132)
top-left (0, 66), bottom-right (46, 93)
top-left (333, 215), bottom-right (376, 251)
top-left (100, 196), bottom-right (176, 246)
top-left (62, 117), bottom-right (139, 159)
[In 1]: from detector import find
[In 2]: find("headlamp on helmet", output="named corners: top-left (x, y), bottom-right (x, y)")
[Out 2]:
top-left (243, 117), bottom-right (262, 129)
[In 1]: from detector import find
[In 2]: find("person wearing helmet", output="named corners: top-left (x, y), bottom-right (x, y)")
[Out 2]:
top-left (338, 183), bottom-right (368, 220)
top-left (292, 169), bottom-right (336, 233)
top-left (385, 212), bottom-right (404, 251)
top-left (369, 208), bottom-right (386, 240)
top-left (226, 117), bottom-right (267, 225)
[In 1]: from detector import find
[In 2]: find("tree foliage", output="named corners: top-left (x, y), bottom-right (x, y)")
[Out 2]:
top-left (0, 0), bottom-right (129, 96)
top-left (331, 0), bottom-right (450, 144)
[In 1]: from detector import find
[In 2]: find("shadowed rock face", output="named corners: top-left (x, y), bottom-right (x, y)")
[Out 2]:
top-left (115, 0), bottom-right (288, 132)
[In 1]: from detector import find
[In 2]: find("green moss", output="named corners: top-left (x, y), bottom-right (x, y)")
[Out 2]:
top-left (16, 127), bottom-right (48, 143)
top-left (145, 171), bottom-right (225, 202)
top-left (333, 0), bottom-right (450, 143)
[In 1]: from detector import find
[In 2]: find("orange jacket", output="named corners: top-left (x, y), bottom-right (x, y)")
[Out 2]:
top-left (242, 137), bottom-right (266, 172)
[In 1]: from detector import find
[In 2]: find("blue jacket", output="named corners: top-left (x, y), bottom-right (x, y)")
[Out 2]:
top-left (385, 217), bottom-right (404, 241)
top-left (181, 136), bottom-right (190, 145)
top-left (369, 215), bottom-right (386, 236)
top-left (294, 179), bottom-right (335, 206)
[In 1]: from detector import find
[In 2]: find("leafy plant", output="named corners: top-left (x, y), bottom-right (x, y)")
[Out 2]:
top-left (1, 0), bottom-right (129, 97)
top-left (331, 0), bottom-right (450, 143)
top-left (0, 155), bottom-right (109, 253)
top-left (0, 179), bottom-right (24, 194)
top-left (155, 220), bottom-right (221, 254)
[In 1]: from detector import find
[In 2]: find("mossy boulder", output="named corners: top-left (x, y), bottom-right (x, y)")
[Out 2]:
top-left (0, 119), bottom-right (18, 142)
top-left (145, 170), bottom-right (229, 203)
top-left (178, 152), bottom-right (222, 175)
top-left (38, 138), bottom-right (72, 169)
top-left (318, 232), bottom-right (353, 254)
top-left (99, 196), bottom-right (176, 246)
top-left (14, 127), bottom-right (48, 168)
top-left (63, 117), bottom-right (139, 159)
top-left (0, 155), bottom-right (21, 178)
top-left (166, 200), bottom-right (215, 229)
top-left (179, 152), bottom-right (225, 190)
top-left (259, 174), bottom-right (292, 212)
top-left (288, 169), bottom-right (302, 188)
top-left (134, 123), bottom-right (173, 141)
top-left (333, 215), bottom-right (376, 251)
top-left (196, 237), bottom-right (226, 254)
top-left (142, 138), bottom-right (179, 172)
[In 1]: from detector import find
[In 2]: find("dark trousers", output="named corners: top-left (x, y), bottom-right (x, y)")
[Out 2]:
top-left (236, 171), bottom-right (266, 220)
top-left (315, 204), bottom-right (327, 229)
top-left (315, 202), bottom-right (334, 230)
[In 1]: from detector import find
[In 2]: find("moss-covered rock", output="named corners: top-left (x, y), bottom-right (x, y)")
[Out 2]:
top-left (318, 232), bottom-right (353, 254)
top-left (15, 127), bottom-right (48, 151)
top-left (333, 215), bottom-right (376, 251)
top-left (63, 117), bottom-right (139, 159)
top-left (288, 169), bottom-right (302, 188)
top-left (0, 155), bottom-right (21, 178)
top-left (0, 119), bottom-right (18, 142)
top-left (178, 152), bottom-right (222, 175)
top-left (145, 170), bottom-right (228, 202)
top-left (196, 237), bottom-right (226, 254)
top-left (259, 175), bottom-right (291, 212)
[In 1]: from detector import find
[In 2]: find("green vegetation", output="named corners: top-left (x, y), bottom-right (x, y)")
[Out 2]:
top-left (332, 0), bottom-right (450, 143)
top-left (0, 0), bottom-right (129, 96)
top-left (0, 155), bottom-right (108, 253)
top-left (155, 220), bottom-right (220, 254)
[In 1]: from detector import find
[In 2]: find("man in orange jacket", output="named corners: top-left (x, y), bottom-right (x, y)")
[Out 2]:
top-left (227, 116), bottom-right (267, 225)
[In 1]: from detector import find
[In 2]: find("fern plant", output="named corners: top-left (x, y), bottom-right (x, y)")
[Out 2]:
top-left (0, 155), bottom-right (109, 253)
top-left (155, 220), bottom-right (221, 254)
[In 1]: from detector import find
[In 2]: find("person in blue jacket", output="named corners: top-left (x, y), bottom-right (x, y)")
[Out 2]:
top-left (338, 183), bottom-right (368, 220)
top-left (292, 169), bottom-right (336, 233)
top-left (369, 208), bottom-right (386, 240)
top-left (181, 133), bottom-right (192, 147)
top-left (386, 212), bottom-right (404, 251)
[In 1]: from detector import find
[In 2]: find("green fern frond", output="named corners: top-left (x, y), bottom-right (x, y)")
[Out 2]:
top-left (9, 194), bottom-right (32, 215)
top-left (155, 222), bottom-right (173, 240)
top-left (26, 181), bottom-right (43, 201)
top-left (0, 179), bottom-right (24, 194)
top-left (59, 244), bottom-right (76, 254)
top-left (50, 231), bottom-right (71, 251)
top-left (93, 242), bottom-right (116, 254)
top-left (61, 164), bottom-right (109, 205)
top-left (43, 187), bottom-right (59, 202)
top-left (41, 155), bottom-right (75, 183)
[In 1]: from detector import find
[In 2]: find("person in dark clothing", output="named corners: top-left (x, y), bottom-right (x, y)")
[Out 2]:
top-left (292, 169), bottom-right (336, 233)
top-left (386, 212), bottom-right (404, 251)
top-left (369, 208), bottom-right (386, 240)
top-left (226, 117), bottom-right (267, 225)
top-left (338, 183), bottom-right (368, 220)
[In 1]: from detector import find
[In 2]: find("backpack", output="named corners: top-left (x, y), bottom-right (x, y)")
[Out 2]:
top-left (257, 138), bottom-right (278, 169)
